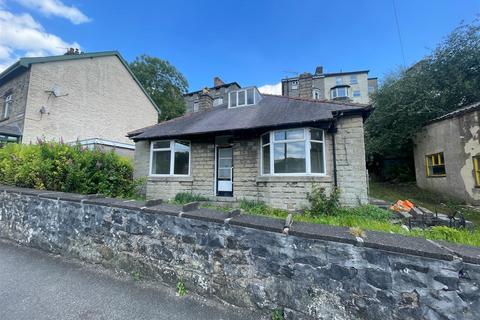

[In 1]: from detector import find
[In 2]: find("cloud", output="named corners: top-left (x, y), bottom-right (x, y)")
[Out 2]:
top-left (0, 9), bottom-right (80, 71)
top-left (16, 0), bottom-right (90, 24)
top-left (258, 82), bottom-right (282, 95)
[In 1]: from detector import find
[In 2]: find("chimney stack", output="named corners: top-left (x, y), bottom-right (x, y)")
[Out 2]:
top-left (298, 72), bottom-right (313, 99)
top-left (198, 87), bottom-right (213, 111)
top-left (315, 66), bottom-right (324, 75)
top-left (213, 76), bottom-right (225, 87)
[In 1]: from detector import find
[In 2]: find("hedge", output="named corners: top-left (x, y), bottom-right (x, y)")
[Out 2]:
top-left (0, 142), bottom-right (140, 198)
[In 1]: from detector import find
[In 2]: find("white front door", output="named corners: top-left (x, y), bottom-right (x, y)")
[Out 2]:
top-left (216, 147), bottom-right (233, 196)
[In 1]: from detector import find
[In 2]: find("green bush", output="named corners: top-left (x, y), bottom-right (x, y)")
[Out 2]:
top-left (306, 185), bottom-right (341, 216)
top-left (0, 142), bottom-right (140, 198)
top-left (171, 192), bottom-right (208, 204)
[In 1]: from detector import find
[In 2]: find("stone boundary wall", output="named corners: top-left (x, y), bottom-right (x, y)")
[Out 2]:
top-left (0, 186), bottom-right (479, 320)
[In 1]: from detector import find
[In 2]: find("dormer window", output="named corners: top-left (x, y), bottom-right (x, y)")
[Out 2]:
top-left (228, 87), bottom-right (261, 108)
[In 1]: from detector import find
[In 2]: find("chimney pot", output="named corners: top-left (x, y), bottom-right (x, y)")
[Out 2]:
top-left (315, 66), bottom-right (324, 75)
top-left (213, 76), bottom-right (225, 87)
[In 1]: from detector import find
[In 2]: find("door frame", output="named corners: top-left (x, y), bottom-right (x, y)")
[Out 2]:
top-left (215, 145), bottom-right (233, 197)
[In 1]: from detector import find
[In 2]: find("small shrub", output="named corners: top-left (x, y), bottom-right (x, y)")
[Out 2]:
top-left (172, 192), bottom-right (208, 205)
top-left (0, 142), bottom-right (140, 198)
top-left (349, 227), bottom-right (366, 238)
top-left (176, 279), bottom-right (188, 296)
top-left (239, 199), bottom-right (289, 218)
top-left (307, 185), bottom-right (341, 216)
top-left (131, 271), bottom-right (141, 281)
top-left (271, 309), bottom-right (285, 320)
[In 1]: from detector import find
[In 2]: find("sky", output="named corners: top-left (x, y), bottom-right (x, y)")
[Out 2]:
top-left (0, 0), bottom-right (479, 94)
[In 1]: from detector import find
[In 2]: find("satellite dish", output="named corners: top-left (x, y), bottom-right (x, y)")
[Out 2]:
top-left (52, 85), bottom-right (61, 97)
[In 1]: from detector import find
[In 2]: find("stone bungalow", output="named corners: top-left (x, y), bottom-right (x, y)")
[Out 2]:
top-left (129, 87), bottom-right (371, 210)
top-left (414, 101), bottom-right (480, 204)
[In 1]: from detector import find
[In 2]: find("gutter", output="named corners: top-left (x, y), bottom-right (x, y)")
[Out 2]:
top-left (329, 111), bottom-right (342, 187)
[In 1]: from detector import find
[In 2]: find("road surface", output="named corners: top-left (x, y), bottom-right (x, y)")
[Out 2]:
top-left (0, 240), bottom-right (262, 320)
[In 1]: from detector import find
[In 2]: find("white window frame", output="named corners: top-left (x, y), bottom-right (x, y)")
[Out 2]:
top-left (3, 94), bottom-right (12, 119)
top-left (260, 128), bottom-right (326, 176)
top-left (213, 97), bottom-right (223, 106)
top-left (335, 77), bottom-right (343, 85)
top-left (312, 89), bottom-right (321, 100)
top-left (228, 88), bottom-right (256, 108)
top-left (350, 75), bottom-right (358, 84)
top-left (331, 87), bottom-right (349, 99)
top-left (149, 140), bottom-right (191, 177)
top-left (193, 101), bottom-right (199, 112)
top-left (291, 80), bottom-right (299, 90)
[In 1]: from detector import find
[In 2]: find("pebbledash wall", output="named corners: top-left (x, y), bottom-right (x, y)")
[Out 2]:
top-left (134, 114), bottom-right (368, 210)
top-left (1, 186), bottom-right (480, 320)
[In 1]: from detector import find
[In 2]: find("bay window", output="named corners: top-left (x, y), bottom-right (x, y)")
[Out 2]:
top-left (261, 128), bottom-right (325, 175)
top-left (150, 140), bottom-right (190, 176)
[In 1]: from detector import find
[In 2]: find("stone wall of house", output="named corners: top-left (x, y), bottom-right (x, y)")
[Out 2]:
top-left (0, 69), bottom-right (30, 136)
top-left (140, 115), bottom-right (368, 210)
top-left (413, 110), bottom-right (480, 204)
top-left (0, 187), bottom-right (479, 320)
top-left (22, 55), bottom-right (158, 145)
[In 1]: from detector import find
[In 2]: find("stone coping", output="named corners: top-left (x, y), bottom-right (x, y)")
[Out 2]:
top-left (1, 185), bottom-right (479, 265)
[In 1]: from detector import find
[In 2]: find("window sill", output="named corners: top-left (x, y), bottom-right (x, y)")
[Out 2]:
top-left (256, 175), bottom-right (332, 183)
top-left (426, 175), bottom-right (446, 179)
top-left (0, 116), bottom-right (10, 123)
top-left (148, 176), bottom-right (193, 182)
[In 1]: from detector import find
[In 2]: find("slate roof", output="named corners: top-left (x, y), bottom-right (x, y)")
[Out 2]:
top-left (129, 94), bottom-right (370, 141)
top-left (0, 51), bottom-right (160, 113)
top-left (427, 101), bottom-right (480, 125)
top-left (0, 125), bottom-right (22, 137)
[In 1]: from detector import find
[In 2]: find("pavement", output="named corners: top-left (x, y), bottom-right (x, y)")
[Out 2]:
top-left (0, 240), bottom-right (263, 320)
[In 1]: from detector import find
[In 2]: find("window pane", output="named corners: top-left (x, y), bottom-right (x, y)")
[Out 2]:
top-left (350, 75), bottom-right (358, 84)
top-left (152, 141), bottom-right (170, 149)
top-left (274, 142), bottom-right (306, 173)
top-left (152, 150), bottom-right (170, 174)
top-left (238, 90), bottom-right (246, 105)
top-left (311, 142), bottom-right (324, 173)
top-left (174, 151), bottom-right (189, 175)
top-left (247, 88), bottom-right (254, 104)
top-left (310, 129), bottom-right (323, 141)
top-left (353, 90), bottom-right (361, 97)
top-left (331, 89), bottom-right (337, 98)
top-left (218, 148), bottom-right (232, 158)
top-left (336, 77), bottom-right (342, 85)
top-left (261, 133), bottom-right (270, 145)
top-left (230, 92), bottom-right (237, 107)
top-left (213, 98), bottom-right (223, 106)
top-left (262, 145), bottom-right (270, 174)
top-left (218, 168), bottom-right (231, 179)
top-left (287, 129), bottom-right (304, 140)
top-left (274, 131), bottom-right (286, 141)
top-left (432, 165), bottom-right (446, 176)
top-left (219, 158), bottom-right (232, 168)
top-left (174, 140), bottom-right (190, 152)
top-left (337, 88), bottom-right (347, 97)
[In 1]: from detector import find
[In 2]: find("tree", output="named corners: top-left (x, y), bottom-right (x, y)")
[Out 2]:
top-left (366, 21), bottom-right (480, 164)
top-left (130, 55), bottom-right (189, 121)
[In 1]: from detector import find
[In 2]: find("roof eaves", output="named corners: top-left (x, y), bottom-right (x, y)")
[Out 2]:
top-left (425, 101), bottom-right (480, 126)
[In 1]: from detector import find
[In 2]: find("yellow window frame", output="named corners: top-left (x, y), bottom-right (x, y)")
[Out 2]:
top-left (473, 156), bottom-right (480, 186)
top-left (425, 152), bottom-right (446, 177)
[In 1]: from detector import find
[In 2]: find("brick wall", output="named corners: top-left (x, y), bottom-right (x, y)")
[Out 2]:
top-left (139, 115), bottom-right (368, 210)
